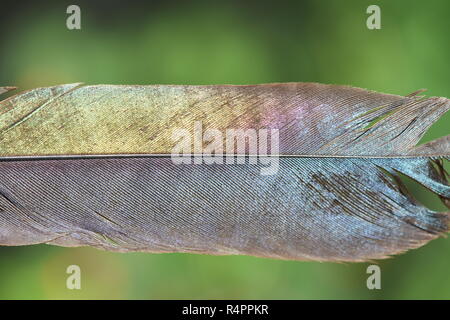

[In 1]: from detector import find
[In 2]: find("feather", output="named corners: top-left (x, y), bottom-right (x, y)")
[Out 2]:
top-left (0, 82), bottom-right (448, 262)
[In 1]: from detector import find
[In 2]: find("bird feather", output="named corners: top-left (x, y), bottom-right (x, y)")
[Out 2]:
top-left (0, 82), bottom-right (448, 262)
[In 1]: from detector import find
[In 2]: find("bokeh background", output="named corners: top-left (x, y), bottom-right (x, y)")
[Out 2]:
top-left (0, 0), bottom-right (449, 299)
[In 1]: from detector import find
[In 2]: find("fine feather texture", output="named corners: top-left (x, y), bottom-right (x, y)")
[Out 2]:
top-left (0, 83), bottom-right (449, 262)
top-left (1, 82), bottom-right (449, 157)
top-left (0, 156), bottom-right (448, 262)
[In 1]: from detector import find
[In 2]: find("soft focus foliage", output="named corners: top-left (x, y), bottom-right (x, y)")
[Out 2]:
top-left (0, 0), bottom-right (448, 299)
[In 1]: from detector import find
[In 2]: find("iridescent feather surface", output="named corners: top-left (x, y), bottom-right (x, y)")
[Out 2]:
top-left (0, 83), bottom-right (448, 262)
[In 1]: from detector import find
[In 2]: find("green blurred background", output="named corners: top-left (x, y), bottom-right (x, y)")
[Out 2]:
top-left (0, 0), bottom-right (449, 299)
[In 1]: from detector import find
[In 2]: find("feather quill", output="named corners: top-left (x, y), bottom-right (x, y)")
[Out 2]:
top-left (0, 82), bottom-right (448, 262)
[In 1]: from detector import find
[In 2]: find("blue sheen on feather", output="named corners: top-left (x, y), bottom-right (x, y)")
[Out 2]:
top-left (0, 156), bottom-right (447, 262)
